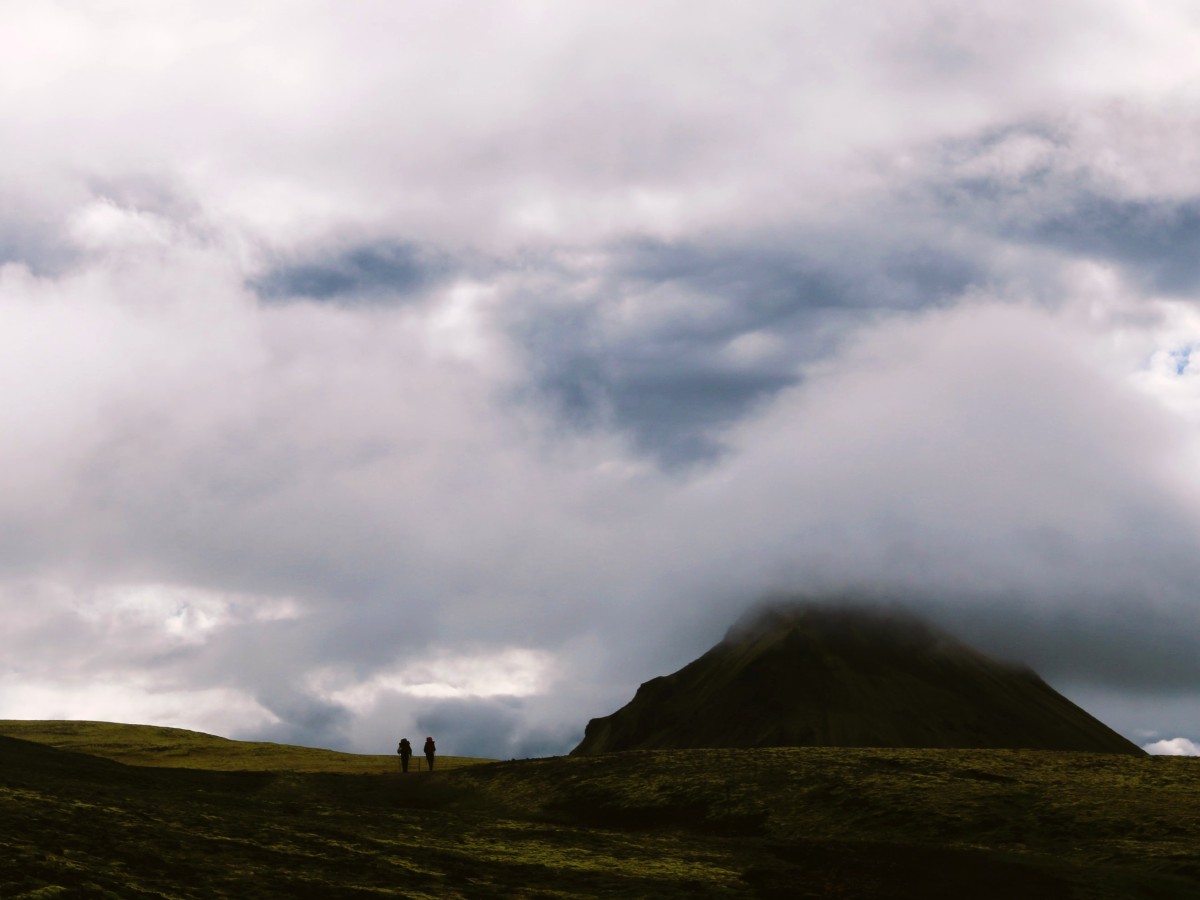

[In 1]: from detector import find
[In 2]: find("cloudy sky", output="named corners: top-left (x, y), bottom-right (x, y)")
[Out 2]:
top-left (3, 0), bottom-right (1200, 757)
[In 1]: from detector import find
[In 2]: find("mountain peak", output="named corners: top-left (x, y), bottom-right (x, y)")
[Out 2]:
top-left (573, 601), bottom-right (1143, 755)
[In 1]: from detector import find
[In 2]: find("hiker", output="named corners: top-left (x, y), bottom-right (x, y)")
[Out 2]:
top-left (397, 737), bottom-right (412, 773)
top-left (423, 736), bottom-right (436, 772)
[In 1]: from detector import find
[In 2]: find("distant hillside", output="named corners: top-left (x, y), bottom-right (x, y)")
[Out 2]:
top-left (573, 602), bottom-right (1144, 755)
top-left (0, 720), bottom-right (491, 773)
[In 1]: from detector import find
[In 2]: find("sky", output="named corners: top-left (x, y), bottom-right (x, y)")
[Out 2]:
top-left (2, 0), bottom-right (1200, 758)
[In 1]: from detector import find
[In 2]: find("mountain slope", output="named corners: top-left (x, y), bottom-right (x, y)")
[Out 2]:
top-left (573, 603), bottom-right (1144, 755)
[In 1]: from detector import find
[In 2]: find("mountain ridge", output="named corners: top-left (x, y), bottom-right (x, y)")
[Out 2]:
top-left (573, 601), bottom-right (1143, 755)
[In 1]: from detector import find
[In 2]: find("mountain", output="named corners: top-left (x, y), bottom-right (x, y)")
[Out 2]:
top-left (572, 602), bottom-right (1144, 755)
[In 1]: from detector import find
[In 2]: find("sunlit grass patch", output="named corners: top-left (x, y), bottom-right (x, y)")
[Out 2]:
top-left (0, 720), bottom-right (491, 774)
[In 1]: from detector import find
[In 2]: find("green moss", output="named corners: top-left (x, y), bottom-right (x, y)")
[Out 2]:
top-left (2, 729), bottom-right (1199, 897)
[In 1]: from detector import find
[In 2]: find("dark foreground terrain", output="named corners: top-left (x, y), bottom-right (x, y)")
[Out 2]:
top-left (2, 722), bottom-right (1198, 898)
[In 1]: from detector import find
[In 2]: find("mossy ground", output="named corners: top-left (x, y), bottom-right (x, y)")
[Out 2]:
top-left (2, 722), bottom-right (1198, 898)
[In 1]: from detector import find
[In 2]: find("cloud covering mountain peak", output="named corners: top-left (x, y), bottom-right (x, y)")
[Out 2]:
top-left (2, 0), bottom-right (1200, 756)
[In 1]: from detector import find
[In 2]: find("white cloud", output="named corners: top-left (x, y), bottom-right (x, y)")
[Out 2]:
top-left (309, 647), bottom-right (556, 710)
top-left (5, 255), bottom-right (1200, 752)
top-left (2, 1), bottom-right (1200, 755)
top-left (68, 199), bottom-right (174, 251)
top-left (677, 297), bottom-right (1199, 599)
top-left (1144, 737), bottom-right (1200, 756)
top-left (0, 676), bottom-right (277, 738)
top-left (76, 584), bottom-right (301, 646)
top-left (3, 0), bottom-right (1196, 254)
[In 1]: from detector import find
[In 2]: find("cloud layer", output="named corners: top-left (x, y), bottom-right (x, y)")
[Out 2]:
top-left (2, 1), bottom-right (1200, 755)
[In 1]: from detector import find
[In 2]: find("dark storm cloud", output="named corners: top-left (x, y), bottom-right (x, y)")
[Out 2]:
top-left (616, 238), bottom-right (980, 314)
top-left (413, 697), bottom-right (583, 759)
top-left (789, 578), bottom-right (1200, 699)
top-left (511, 235), bottom-right (983, 465)
top-left (252, 689), bottom-right (353, 749)
top-left (930, 121), bottom-right (1200, 295)
top-left (518, 303), bottom-right (798, 465)
top-left (930, 600), bottom-right (1200, 694)
top-left (0, 217), bottom-right (78, 276)
top-left (605, 367), bottom-right (797, 466)
top-left (1028, 194), bottom-right (1200, 294)
top-left (616, 240), bottom-right (851, 315)
top-left (252, 242), bottom-right (455, 303)
top-left (415, 698), bottom-right (518, 758)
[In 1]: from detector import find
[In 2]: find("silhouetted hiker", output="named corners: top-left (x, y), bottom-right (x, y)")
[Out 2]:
top-left (423, 736), bottom-right (436, 772)
top-left (397, 738), bottom-right (412, 773)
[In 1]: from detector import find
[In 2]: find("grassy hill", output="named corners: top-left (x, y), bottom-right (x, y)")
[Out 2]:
top-left (0, 720), bottom-right (489, 773)
top-left (2, 720), bottom-right (1199, 898)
